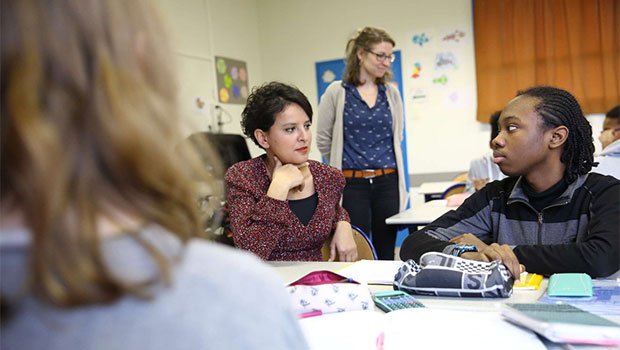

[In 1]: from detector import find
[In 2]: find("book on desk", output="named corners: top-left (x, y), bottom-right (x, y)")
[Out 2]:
top-left (501, 303), bottom-right (620, 346)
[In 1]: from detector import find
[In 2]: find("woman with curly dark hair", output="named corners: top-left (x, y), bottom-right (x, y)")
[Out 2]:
top-left (225, 82), bottom-right (358, 261)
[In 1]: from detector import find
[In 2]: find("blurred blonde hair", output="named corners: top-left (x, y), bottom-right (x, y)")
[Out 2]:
top-left (343, 26), bottom-right (395, 86)
top-left (1, 0), bottom-right (221, 306)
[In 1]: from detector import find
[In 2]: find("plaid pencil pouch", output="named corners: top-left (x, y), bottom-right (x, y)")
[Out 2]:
top-left (394, 252), bottom-right (515, 298)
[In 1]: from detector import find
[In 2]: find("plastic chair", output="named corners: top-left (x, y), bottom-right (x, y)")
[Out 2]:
top-left (184, 133), bottom-right (251, 244)
top-left (452, 172), bottom-right (468, 182)
top-left (204, 133), bottom-right (251, 170)
top-left (440, 182), bottom-right (466, 199)
top-left (321, 225), bottom-right (377, 261)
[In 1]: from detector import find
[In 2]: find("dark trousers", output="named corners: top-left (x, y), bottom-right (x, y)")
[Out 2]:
top-left (342, 172), bottom-right (399, 260)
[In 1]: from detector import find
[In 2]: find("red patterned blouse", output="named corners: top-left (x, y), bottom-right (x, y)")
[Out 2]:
top-left (225, 156), bottom-right (350, 261)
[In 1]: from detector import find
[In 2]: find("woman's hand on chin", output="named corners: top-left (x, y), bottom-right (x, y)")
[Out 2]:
top-left (329, 221), bottom-right (358, 262)
top-left (266, 156), bottom-right (307, 200)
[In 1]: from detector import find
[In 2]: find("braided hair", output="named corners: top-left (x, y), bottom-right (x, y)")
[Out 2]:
top-left (518, 86), bottom-right (596, 183)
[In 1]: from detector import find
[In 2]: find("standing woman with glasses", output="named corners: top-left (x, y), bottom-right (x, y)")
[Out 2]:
top-left (317, 26), bottom-right (407, 260)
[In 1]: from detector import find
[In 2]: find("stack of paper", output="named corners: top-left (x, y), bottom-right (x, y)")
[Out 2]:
top-left (336, 260), bottom-right (404, 285)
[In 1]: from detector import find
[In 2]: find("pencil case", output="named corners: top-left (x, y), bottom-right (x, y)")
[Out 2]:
top-left (286, 270), bottom-right (373, 316)
top-left (394, 252), bottom-right (515, 298)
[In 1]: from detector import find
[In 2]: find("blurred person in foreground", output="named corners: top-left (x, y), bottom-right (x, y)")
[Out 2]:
top-left (0, 0), bottom-right (307, 349)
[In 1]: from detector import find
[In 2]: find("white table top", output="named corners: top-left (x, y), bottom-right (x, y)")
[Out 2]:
top-left (268, 261), bottom-right (620, 350)
top-left (417, 181), bottom-right (458, 194)
top-left (385, 199), bottom-right (452, 225)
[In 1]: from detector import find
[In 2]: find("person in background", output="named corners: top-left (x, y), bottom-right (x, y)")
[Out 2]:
top-left (399, 86), bottom-right (619, 279)
top-left (465, 111), bottom-right (508, 193)
top-left (317, 26), bottom-right (408, 260)
top-left (592, 105), bottom-right (620, 179)
top-left (226, 82), bottom-right (357, 262)
top-left (0, 1), bottom-right (307, 349)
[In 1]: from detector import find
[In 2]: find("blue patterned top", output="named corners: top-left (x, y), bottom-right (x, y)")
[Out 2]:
top-left (341, 82), bottom-right (396, 170)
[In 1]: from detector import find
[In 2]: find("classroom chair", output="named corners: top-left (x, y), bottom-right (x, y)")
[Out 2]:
top-left (185, 132), bottom-right (251, 244)
top-left (205, 133), bottom-right (252, 170)
top-left (452, 172), bottom-right (468, 183)
top-left (321, 225), bottom-right (377, 261)
top-left (440, 182), bottom-right (466, 199)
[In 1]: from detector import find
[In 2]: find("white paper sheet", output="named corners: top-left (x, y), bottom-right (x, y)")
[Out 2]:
top-left (299, 308), bottom-right (545, 350)
top-left (336, 260), bottom-right (404, 285)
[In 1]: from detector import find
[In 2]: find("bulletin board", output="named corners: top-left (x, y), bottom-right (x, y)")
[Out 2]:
top-left (215, 56), bottom-right (250, 105)
top-left (402, 28), bottom-right (475, 116)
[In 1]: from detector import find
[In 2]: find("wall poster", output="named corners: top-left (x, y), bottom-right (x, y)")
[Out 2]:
top-left (215, 56), bottom-right (249, 105)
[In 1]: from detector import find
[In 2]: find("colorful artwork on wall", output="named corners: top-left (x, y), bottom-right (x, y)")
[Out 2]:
top-left (409, 88), bottom-right (429, 104)
top-left (442, 30), bottom-right (465, 42)
top-left (214, 56), bottom-right (249, 105)
top-left (412, 33), bottom-right (430, 47)
top-left (434, 52), bottom-right (459, 71)
top-left (432, 74), bottom-right (448, 85)
top-left (412, 62), bottom-right (422, 78)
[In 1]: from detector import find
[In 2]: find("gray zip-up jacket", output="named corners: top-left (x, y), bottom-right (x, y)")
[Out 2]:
top-left (400, 173), bottom-right (619, 278)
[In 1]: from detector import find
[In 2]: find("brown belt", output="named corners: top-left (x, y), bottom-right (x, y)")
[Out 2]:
top-left (342, 168), bottom-right (396, 178)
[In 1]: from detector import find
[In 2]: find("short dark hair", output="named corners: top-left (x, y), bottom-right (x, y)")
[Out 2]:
top-left (489, 110), bottom-right (502, 143)
top-left (241, 82), bottom-right (313, 148)
top-left (606, 105), bottom-right (619, 120)
top-left (517, 86), bottom-right (596, 182)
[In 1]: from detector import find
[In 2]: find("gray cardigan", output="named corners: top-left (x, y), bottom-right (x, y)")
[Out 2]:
top-left (317, 80), bottom-right (408, 211)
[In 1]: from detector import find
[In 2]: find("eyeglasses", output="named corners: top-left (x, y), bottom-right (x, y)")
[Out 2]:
top-left (365, 50), bottom-right (395, 63)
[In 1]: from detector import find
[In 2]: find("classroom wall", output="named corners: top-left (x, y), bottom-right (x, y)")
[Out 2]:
top-left (256, 0), bottom-right (488, 175)
top-left (158, 0), bottom-right (608, 178)
top-left (156, 0), bottom-right (215, 135)
top-left (156, 0), bottom-right (265, 157)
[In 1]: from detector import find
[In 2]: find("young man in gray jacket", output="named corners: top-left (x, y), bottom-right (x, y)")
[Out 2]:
top-left (400, 86), bottom-right (619, 279)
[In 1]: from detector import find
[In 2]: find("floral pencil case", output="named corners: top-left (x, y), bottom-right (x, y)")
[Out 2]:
top-left (286, 270), bottom-right (373, 316)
